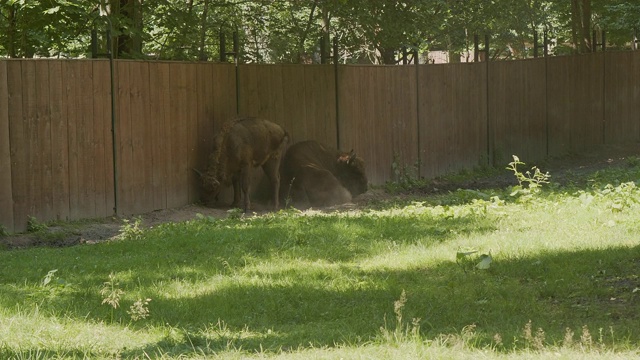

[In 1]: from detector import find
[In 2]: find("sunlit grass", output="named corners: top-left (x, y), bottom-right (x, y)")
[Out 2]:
top-left (1, 158), bottom-right (640, 358)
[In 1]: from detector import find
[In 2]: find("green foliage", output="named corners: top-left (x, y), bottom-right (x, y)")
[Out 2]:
top-left (1, 0), bottom-right (637, 61)
top-left (116, 217), bottom-right (144, 241)
top-left (506, 155), bottom-right (550, 202)
top-left (26, 216), bottom-right (47, 233)
top-left (2, 160), bottom-right (640, 358)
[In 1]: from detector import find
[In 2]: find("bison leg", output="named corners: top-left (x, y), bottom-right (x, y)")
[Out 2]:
top-left (231, 174), bottom-right (242, 208)
top-left (239, 165), bottom-right (252, 213)
top-left (262, 156), bottom-right (282, 210)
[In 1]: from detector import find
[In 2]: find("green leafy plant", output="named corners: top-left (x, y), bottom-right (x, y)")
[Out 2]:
top-left (100, 273), bottom-right (124, 322)
top-left (27, 216), bottom-right (47, 233)
top-left (128, 298), bottom-right (152, 321)
top-left (117, 217), bottom-right (144, 241)
top-left (227, 208), bottom-right (244, 220)
top-left (506, 155), bottom-right (550, 201)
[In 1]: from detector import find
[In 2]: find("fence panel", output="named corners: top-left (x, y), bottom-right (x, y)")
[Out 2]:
top-left (0, 61), bottom-right (13, 232)
top-left (338, 65), bottom-right (418, 184)
top-left (114, 61), bottom-right (237, 215)
top-left (489, 58), bottom-right (548, 165)
top-left (418, 63), bottom-right (488, 179)
top-left (604, 52), bottom-right (640, 144)
top-left (237, 64), bottom-right (336, 145)
top-left (547, 54), bottom-right (605, 155)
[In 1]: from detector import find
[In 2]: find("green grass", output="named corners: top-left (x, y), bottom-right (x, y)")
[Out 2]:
top-left (1, 160), bottom-right (640, 359)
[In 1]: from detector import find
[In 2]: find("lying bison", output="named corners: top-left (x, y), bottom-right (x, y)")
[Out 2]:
top-left (195, 117), bottom-right (288, 212)
top-left (280, 140), bottom-right (368, 208)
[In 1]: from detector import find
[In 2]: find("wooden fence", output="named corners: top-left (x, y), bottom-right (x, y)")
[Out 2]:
top-left (1, 52), bottom-right (639, 232)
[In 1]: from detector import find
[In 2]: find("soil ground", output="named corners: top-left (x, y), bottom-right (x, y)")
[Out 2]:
top-left (2, 144), bottom-right (639, 250)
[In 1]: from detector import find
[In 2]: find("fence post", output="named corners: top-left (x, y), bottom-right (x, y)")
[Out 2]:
top-left (333, 37), bottom-right (340, 149)
top-left (91, 15), bottom-right (119, 216)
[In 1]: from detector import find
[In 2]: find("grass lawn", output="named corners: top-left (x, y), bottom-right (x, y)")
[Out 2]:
top-left (1, 155), bottom-right (639, 359)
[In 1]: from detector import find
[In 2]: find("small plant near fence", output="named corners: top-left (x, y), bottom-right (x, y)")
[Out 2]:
top-left (506, 155), bottom-right (550, 201)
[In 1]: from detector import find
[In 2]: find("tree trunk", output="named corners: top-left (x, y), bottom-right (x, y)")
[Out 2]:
top-left (114, 0), bottom-right (143, 58)
top-left (7, 4), bottom-right (17, 58)
top-left (198, 0), bottom-right (210, 61)
top-left (571, 0), bottom-right (591, 53)
top-left (297, 0), bottom-right (318, 63)
top-left (320, 4), bottom-right (330, 64)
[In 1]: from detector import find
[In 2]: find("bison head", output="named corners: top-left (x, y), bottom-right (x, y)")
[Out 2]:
top-left (193, 168), bottom-right (222, 204)
top-left (336, 150), bottom-right (368, 196)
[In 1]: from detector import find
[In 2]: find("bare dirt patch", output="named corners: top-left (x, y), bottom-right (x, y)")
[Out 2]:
top-left (2, 144), bottom-right (639, 250)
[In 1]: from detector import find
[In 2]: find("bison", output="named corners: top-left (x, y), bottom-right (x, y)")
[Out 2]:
top-left (195, 117), bottom-right (288, 212)
top-left (280, 140), bottom-right (368, 208)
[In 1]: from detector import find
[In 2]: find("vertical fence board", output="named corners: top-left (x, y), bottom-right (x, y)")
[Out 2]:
top-left (92, 60), bottom-right (114, 217)
top-left (49, 61), bottom-right (70, 223)
top-left (128, 61), bottom-right (152, 214)
top-left (489, 58), bottom-right (547, 165)
top-left (78, 61), bottom-right (97, 218)
top-left (211, 63), bottom-right (238, 130)
top-left (22, 61), bottom-right (42, 223)
top-left (280, 65), bottom-right (307, 143)
top-left (8, 61), bottom-right (28, 231)
top-left (34, 61), bottom-right (54, 222)
top-left (185, 63), bottom-right (200, 204)
top-left (304, 65), bottom-right (336, 146)
top-left (604, 52), bottom-right (640, 144)
top-left (237, 64), bottom-right (259, 117)
top-left (195, 63), bottom-right (215, 196)
top-left (148, 62), bottom-right (170, 210)
top-left (63, 61), bottom-right (81, 220)
top-left (0, 61), bottom-right (13, 232)
top-left (115, 61), bottom-right (135, 214)
top-left (167, 63), bottom-right (189, 208)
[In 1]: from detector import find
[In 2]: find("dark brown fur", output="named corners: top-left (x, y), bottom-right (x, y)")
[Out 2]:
top-left (280, 140), bottom-right (367, 208)
top-left (198, 117), bottom-right (288, 212)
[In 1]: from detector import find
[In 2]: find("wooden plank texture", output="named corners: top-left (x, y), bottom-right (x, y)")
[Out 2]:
top-left (604, 52), bottom-right (640, 144)
top-left (115, 61), bottom-right (135, 214)
top-left (547, 54), bottom-right (604, 156)
top-left (0, 61), bottom-right (13, 232)
top-left (148, 62), bottom-right (171, 210)
top-left (418, 62), bottom-right (488, 179)
top-left (338, 65), bottom-right (418, 184)
top-left (167, 63), bottom-right (189, 208)
top-left (34, 61), bottom-right (53, 222)
top-left (49, 60), bottom-right (70, 223)
top-left (7, 61), bottom-right (28, 231)
top-left (92, 60), bottom-right (114, 217)
top-left (489, 58), bottom-right (547, 165)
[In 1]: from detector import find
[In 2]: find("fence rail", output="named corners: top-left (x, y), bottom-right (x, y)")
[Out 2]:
top-left (2, 52), bottom-right (640, 232)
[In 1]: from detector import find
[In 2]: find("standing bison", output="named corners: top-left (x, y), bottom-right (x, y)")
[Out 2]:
top-left (280, 140), bottom-right (368, 208)
top-left (195, 117), bottom-right (288, 212)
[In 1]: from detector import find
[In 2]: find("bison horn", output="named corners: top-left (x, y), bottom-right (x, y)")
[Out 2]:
top-left (192, 168), bottom-right (204, 177)
top-left (348, 150), bottom-right (356, 163)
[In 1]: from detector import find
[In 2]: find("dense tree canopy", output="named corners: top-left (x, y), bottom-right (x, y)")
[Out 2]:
top-left (0, 0), bottom-right (638, 63)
